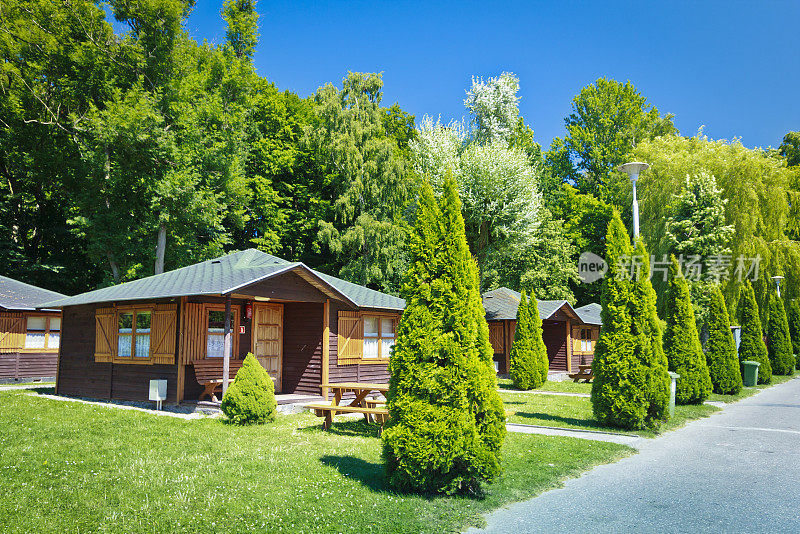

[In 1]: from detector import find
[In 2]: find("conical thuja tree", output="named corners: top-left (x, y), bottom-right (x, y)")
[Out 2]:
top-left (591, 211), bottom-right (669, 429)
top-left (510, 291), bottom-right (549, 389)
top-left (766, 290), bottom-right (795, 375)
top-left (738, 280), bottom-right (771, 384)
top-left (788, 299), bottom-right (800, 370)
top-left (221, 353), bottom-right (277, 424)
top-left (705, 285), bottom-right (743, 395)
top-left (663, 256), bottom-right (712, 404)
top-left (630, 239), bottom-right (671, 422)
top-left (382, 177), bottom-right (506, 495)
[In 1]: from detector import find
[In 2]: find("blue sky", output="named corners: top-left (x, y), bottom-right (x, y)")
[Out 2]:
top-left (173, 1), bottom-right (798, 149)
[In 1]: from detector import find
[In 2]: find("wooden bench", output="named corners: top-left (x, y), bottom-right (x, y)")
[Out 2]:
top-left (568, 364), bottom-right (594, 383)
top-left (305, 403), bottom-right (390, 434)
top-left (191, 359), bottom-right (244, 401)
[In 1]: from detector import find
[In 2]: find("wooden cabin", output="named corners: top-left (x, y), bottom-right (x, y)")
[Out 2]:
top-left (43, 249), bottom-right (404, 404)
top-left (0, 276), bottom-right (67, 382)
top-left (483, 288), bottom-right (601, 375)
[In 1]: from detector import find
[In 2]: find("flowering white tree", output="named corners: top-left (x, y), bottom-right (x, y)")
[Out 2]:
top-left (464, 72), bottom-right (521, 145)
top-left (411, 77), bottom-right (543, 285)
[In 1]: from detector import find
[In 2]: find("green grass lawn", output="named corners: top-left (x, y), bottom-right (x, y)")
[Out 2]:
top-left (0, 391), bottom-right (631, 533)
top-left (500, 390), bottom-right (719, 438)
top-left (498, 378), bottom-right (592, 395)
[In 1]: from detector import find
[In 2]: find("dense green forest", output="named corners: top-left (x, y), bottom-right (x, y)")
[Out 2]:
top-left (2, 0), bottom-right (799, 317)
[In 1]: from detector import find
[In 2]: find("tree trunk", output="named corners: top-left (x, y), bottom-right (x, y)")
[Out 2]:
top-left (155, 223), bottom-right (166, 274)
top-left (106, 251), bottom-right (120, 283)
top-left (103, 146), bottom-right (120, 284)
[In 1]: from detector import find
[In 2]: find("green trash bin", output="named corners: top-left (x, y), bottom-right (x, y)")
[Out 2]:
top-left (742, 360), bottom-right (760, 387)
top-left (667, 371), bottom-right (680, 417)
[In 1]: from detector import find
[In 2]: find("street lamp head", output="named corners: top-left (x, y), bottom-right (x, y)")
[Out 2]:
top-left (617, 162), bottom-right (650, 180)
top-left (771, 275), bottom-right (784, 283)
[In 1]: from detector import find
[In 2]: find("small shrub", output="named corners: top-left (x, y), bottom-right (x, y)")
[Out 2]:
top-left (221, 353), bottom-right (277, 424)
top-left (766, 291), bottom-right (795, 375)
top-left (663, 256), bottom-right (712, 404)
top-left (737, 281), bottom-right (771, 384)
top-left (509, 291), bottom-right (549, 389)
top-left (705, 285), bottom-right (742, 395)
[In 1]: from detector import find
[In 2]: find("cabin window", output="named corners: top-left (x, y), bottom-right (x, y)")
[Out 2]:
top-left (24, 316), bottom-right (60, 350)
top-left (362, 315), bottom-right (395, 359)
top-left (207, 310), bottom-right (227, 357)
top-left (117, 310), bottom-right (151, 359)
top-left (580, 329), bottom-right (592, 352)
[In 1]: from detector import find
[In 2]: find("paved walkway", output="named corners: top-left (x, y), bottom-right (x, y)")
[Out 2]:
top-left (473, 376), bottom-right (800, 533)
top-left (507, 422), bottom-right (644, 447)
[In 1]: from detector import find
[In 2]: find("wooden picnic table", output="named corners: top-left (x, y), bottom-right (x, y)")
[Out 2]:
top-left (306, 382), bottom-right (390, 433)
top-left (568, 364), bottom-right (594, 383)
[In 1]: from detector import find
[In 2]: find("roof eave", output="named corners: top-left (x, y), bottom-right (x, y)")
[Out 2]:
top-left (222, 263), bottom-right (360, 309)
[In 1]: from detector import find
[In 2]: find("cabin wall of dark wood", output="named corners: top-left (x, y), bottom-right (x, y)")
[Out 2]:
top-left (542, 320), bottom-right (567, 371)
top-left (282, 302), bottom-right (323, 394)
top-left (570, 325), bottom-right (599, 369)
top-left (328, 301), bottom-right (391, 384)
top-left (57, 303), bottom-right (179, 402)
top-left (0, 352), bottom-right (58, 381)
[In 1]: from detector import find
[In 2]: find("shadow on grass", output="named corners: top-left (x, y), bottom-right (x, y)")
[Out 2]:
top-left (319, 454), bottom-right (488, 500)
top-left (300, 419), bottom-right (383, 438)
top-left (514, 411), bottom-right (605, 430)
top-left (28, 387), bottom-right (55, 395)
top-left (320, 455), bottom-right (387, 492)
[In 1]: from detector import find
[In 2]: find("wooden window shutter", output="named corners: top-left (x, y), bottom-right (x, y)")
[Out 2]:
top-left (337, 311), bottom-right (362, 365)
top-left (489, 323), bottom-right (504, 354)
top-left (95, 307), bottom-right (116, 362)
top-left (0, 313), bottom-right (25, 353)
top-left (572, 326), bottom-right (582, 353)
top-left (151, 304), bottom-right (178, 365)
top-left (181, 303), bottom-right (205, 364)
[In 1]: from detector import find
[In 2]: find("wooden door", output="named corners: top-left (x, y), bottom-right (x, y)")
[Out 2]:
top-left (252, 303), bottom-right (283, 393)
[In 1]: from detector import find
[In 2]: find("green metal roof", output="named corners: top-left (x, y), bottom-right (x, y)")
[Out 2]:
top-left (482, 287), bottom-right (588, 324)
top-left (574, 303), bottom-right (602, 326)
top-left (0, 275), bottom-right (67, 311)
top-left (42, 249), bottom-right (405, 311)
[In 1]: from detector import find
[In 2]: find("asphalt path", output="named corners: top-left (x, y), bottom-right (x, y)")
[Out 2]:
top-left (472, 376), bottom-right (800, 533)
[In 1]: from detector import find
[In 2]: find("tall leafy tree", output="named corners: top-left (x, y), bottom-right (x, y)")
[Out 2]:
top-left (382, 177), bottom-right (505, 495)
top-left (779, 131), bottom-right (800, 167)
top-left (0, 0), bottom-right (116, 292)
top-left (663, 257), bottom-right (712, 404)
top-left (411, 73), bottom-right (555, 291)
top-left (738, 281), bottom-right (771, 384)
top-left (634, 134), bottom-right (800, 316)
top-left (491, 208), bottom-right (578, 301)
top-left (551, 185), bottom-right (614, 306)
top-left (509, 291), bottom-right (549, 389)
top-left (705, 285), bottom-right (743, 395)
top-left (222, 0), bottom-right (258, 60)
top-left (548, 78), bottom-right (676, 197)
top-left (765, 290), bottom-right (795, 375)
top-left (305, 72), bottom-right (412, 293)
top-left (591, 212), bottom-right (670, 429)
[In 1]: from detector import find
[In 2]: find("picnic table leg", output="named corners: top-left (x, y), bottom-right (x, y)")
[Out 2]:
top-left (323, 411), bottom-right (332, 430)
